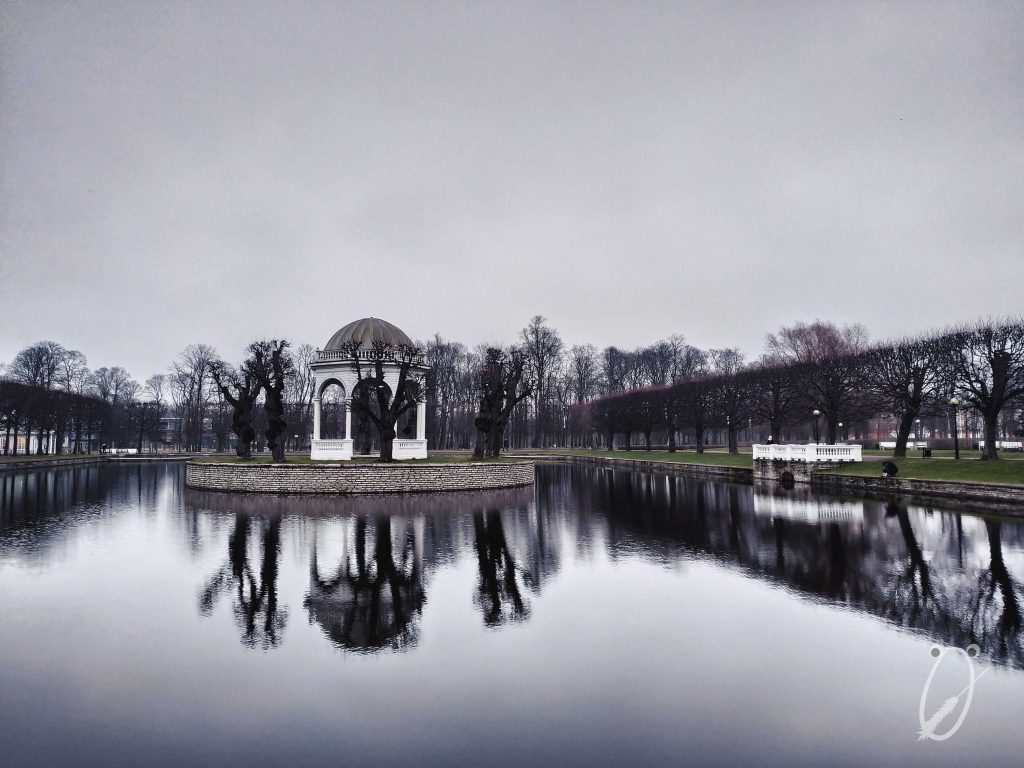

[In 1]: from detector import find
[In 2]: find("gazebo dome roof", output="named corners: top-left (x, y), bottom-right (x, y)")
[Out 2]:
top-left (324, 317), bottom-right (414, 352)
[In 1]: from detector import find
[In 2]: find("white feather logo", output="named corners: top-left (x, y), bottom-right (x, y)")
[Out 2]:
top-left (917, 644), bottom-right (987, 742)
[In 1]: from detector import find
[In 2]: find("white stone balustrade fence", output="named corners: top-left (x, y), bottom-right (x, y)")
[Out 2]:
top-left (752, 444), bottom-right (862, 463)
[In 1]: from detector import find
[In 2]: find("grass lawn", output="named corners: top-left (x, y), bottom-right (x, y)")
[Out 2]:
top-left (820, 457), bottom-right (1024, 485)
top-left (552, 449), bottom-right (752, 468)
top-left (860, 447), bottom-right (1024, 460)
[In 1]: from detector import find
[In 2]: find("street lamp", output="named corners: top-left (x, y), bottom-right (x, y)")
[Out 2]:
top-left (949, 397), bottom-right (961, 460)
top-left (838, 421), bottom-right (844, 443)
top-left (812, 409), bottom-right (821, 444)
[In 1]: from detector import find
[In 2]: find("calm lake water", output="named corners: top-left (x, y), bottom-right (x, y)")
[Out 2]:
top-left (1, 462), bottom-right (1023, 767)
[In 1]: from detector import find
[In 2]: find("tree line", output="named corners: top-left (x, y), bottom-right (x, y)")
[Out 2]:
top-left (580, 319), bottom-right (1024, 460)
top-left (3, 316), bottom-right (1022, 460)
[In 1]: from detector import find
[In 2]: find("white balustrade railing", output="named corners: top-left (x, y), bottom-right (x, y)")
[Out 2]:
top-left (311, 439), bottom-right (353, 460)
top-left (392, 439), bottom-right (428, 460)
top-left (315, 348), bottom-right (426, 365)
top-left (752, 444), bottom-right (862, 463)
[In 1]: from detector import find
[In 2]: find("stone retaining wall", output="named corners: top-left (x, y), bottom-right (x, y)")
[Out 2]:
top-left (753, 458), bottom-right (848, 483)
top-left (0, 455), bottom-right (108, 472)
top-left (522, 454), bottom-right (753, 483)
top-left (185, 460), bottom-right (535, 494)
top-left (810, 473), bottom-right (1024, 511)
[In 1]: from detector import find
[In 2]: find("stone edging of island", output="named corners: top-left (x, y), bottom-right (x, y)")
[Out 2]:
top-left (185, 460), bottom-right (536, 494)
top-left (525, 453), bottom-right (1024, 515)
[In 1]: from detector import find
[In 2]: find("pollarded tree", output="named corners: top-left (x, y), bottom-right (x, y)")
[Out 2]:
top-left (245, 340), bottom-right (293, 463)
top-left (948, 320), bottom-right (1024, 460)
top-left (210, 360), bottom-right (262, 459)
top-left (748, 356), bottom-right (801, 443)
top-left (631, 386), bottom-right (667, 451)
top-left (676, 374), bottom-right (717, 454)
top-left (865, 333), bottom-right (948, 457)
top-left (473, 346), bottom-right (534, 459)
top-left (710, 348), bottom-right (749, 454)
top-left (344, 339), bottom-right (426, 463)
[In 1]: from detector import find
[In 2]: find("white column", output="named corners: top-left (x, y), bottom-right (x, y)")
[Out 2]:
top-left (416, 401), bottom-right (426, 441)
top-left (313, 398), bottom-right (321, 441)
top-left (345, 404), bottom-right (352, 440)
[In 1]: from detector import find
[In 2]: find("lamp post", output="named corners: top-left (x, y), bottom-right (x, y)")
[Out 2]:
top-left (812, 409), bottom-right (821, 444)
top-left (949, 397), bottom-right (960, 460)
top-left (838, 422), bottom-right (844, 443)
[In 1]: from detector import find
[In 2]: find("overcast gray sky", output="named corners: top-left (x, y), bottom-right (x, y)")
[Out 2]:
top-left (1, 1), bottom-right (1021, 380)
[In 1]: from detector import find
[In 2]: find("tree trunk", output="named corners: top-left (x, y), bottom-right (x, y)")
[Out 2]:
top-left (532, 399), bottom-right (542, 448)
top-left (486, 426), bottom-right (503, 458)
top-left (728, 426), bottom-right (738, 455)
top-left (695, 426), bottom-right (705, 454)
top-left (473, 430), bottom-right (486, 460)
top-left (644, 430), bottom-right (652, 451)
top-left (982, 409), bottom-right (1000, 460)
top-left (893, 412), bottom-right (914, 457)
top-left (667, 418), bottom-right (677, 453)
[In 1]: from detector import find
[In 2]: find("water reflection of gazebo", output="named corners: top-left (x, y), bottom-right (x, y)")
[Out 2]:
top-left (310, 317), bottom-right (429, 460)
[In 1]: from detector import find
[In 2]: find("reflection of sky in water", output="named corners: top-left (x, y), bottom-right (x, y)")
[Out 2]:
top-left (1, 462), bottom-right (1023, 767)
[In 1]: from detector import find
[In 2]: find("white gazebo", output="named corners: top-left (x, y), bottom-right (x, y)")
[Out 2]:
top-left (310, 317), bottom-right (429, 460)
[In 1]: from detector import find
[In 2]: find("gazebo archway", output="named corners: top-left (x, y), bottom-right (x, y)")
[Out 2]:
top-left (317, 379), bottom-right (350, 440)
top-left (310, 317), bottom-right (429, 461)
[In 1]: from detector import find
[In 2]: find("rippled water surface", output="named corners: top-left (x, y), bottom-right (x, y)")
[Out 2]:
top-left (2, 462), bottom-right (1023, 767)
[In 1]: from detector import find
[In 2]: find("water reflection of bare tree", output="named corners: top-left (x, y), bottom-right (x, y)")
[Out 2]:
top-left (198, 513), bottom-right (287, 649)
top-left (473, 509), bottom-right (529, 626)
top-left (887, 501), bottom-right (935, 616)
top-left (552, 465), bottom-right (1024, 668)
top-left (305, 516), bottom-right (425, 652)
top-left (974, 520), bottom-right (1022, 657)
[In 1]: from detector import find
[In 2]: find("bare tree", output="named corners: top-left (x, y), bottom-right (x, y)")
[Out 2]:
top-left (600, 346), bottom-right (629, 394)
top-left (473, 347), bottom-right (534, 459)
top-left (766, 321), bottom-right (869, 443)
top-left (282, 343), bottom-right (317, 450)
top-left (667, 345), bottom-right (709, 451)
top-left (245, 340), bottom-right (293, 463)
top-left (748, 356), bottom-right (801, 443)
top-left (866, 334), bottom-right (948, 456)
top-left (521, 316), bottom-right (563, 448)
top-left (169, 345), bottom-right (217, 452)
top-left (948, 320), bottom-right (1024, 460)
top-left (125, 378), bottom-right (164, 453)
top-left (210, 360), bottom-right (262, 459)
top-left (343, 340), bottom-right (426, 462)
top-left (710, 348), bottom-right (749, 454)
